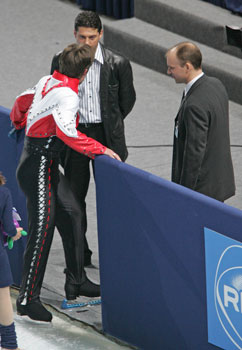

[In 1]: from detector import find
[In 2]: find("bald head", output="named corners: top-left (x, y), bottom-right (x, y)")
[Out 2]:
top-left (166, 42), bottom-right (203, 84)
top-left (168, 42), bottom-right (202, 69)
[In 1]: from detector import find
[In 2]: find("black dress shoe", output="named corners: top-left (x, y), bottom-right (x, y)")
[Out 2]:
top-left (16, 298), bottom-right (52, 322)
top-left (64, 268), bottom-right (101, 300)
top-left (79, 278), bottom-right (100, 298)
top-left (65, 278), bottom-right (100, 300)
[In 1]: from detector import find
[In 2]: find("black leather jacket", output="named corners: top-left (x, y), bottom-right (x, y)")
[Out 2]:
top-left (51, 44), bottom-right (136, 161)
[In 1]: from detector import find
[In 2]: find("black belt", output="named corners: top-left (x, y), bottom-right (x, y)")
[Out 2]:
top-left (24, 136), bottom-right (63, 158)
top-left (78, 123), bottom-right (103, 129)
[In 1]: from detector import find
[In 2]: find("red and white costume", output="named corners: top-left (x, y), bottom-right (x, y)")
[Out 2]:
top-left (10, 70), bottom-right (106, 159)
top-left (11, 71), bottom-right (107, 311)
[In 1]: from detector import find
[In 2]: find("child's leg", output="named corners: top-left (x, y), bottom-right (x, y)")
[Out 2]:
top-left (0, 287), bottom-right (18, 350)
top-left (0, 287), bottom-right (13, 326)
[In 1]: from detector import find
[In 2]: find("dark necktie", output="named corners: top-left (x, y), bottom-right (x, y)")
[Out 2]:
top-left (180, 90), bottom-right (186, 105)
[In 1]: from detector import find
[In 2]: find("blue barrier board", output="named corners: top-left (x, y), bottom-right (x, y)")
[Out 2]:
top-left (205, 228), bottom-right (242, 350)
top-left (95, 156), bottom-right (242, 350)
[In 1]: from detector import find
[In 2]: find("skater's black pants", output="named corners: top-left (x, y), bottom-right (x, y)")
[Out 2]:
top-left (17, 136), bottom-right (85, 304)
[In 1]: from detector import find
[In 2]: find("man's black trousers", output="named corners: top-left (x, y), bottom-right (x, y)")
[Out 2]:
top-left (63, 123), bottom-right (106, 265)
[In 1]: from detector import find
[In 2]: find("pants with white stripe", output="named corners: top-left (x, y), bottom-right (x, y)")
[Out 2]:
top-left (16, 137), bottom-right (59, 305)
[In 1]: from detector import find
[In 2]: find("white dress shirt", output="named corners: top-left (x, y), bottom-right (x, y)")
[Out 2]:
top-left (78, 43), bottom-right (104, 124)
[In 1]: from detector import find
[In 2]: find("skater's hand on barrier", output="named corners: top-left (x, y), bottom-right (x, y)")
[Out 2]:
top-left (104, 148), bottom-right (121, 161)
top-left (12, 227), bottom-right (23, 241)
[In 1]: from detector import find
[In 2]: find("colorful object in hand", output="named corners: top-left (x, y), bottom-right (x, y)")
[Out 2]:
top-left (3, 207), bottom-right (27, 249)
top-left (7, 230), bottom-right (27, 250)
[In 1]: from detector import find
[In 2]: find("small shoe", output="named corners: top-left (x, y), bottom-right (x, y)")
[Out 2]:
top-left (79, 278), bottom-right (100, 298)
top-left (16, 298), bottom-right (52, 322)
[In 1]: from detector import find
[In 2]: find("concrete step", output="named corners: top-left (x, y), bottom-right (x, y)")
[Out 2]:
top-left (134, 0), bottom-right (242, 59)
top-left (103, 17), bottom-right (242, 105)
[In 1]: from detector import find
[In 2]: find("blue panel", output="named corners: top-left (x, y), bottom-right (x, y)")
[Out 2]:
top-left (0, 106), bottom-right (27, 286)
top-left (95, 155), bottom-right (242, 350)
top-left (205, 228), bottom-right (242, 350)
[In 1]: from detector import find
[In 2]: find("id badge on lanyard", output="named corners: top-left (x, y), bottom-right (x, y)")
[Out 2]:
top-left (175, 121), bottom-right (179, 138)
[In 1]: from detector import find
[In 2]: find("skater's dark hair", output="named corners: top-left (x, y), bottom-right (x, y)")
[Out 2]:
top-left (59, 43), bottom-right (95, 78)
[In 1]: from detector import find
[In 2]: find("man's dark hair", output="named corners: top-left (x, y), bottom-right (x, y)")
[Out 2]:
top-left (59, 43), bottom-right (95, 78)
top-left (74, 11), bottom-right (102, 33)
top-left (167, 42), bottom-right (202, 69)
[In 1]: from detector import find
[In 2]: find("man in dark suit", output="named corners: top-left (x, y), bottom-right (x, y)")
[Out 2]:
top-left (51, 11), bottom-right (136, 297)
top-left (166, 42), bottom-right (235, 201)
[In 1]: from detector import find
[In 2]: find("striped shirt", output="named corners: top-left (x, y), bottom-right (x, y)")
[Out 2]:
top-left (78, 43), bottom-right (103, 124)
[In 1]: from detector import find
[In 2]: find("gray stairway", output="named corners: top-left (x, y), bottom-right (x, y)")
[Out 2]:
top-left (135, 0), bottom-right (242, 59)
top-left (103, 0), bottom-right (242, 105)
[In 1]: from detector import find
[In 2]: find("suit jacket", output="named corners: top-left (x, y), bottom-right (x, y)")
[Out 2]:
top-left (51, 44), bottom-right (136, 161)
top-left (172, 74), bottom-right (235, 201)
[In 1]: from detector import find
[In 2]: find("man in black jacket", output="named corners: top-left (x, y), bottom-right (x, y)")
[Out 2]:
top-left (51, 11), bottom-right (136, 291)
top-left (166, 42), bottom-right (235, 201)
